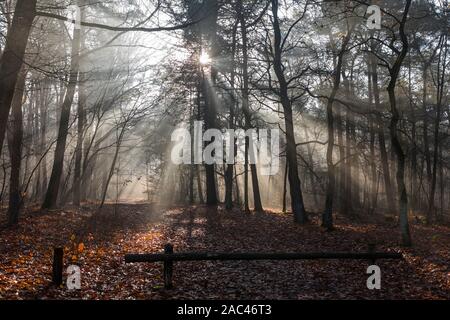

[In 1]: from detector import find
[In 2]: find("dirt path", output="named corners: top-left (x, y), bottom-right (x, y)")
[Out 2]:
top-left (1, 204), bottom-right (449, 299)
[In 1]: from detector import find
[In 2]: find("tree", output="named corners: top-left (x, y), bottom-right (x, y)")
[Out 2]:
top-left (0, 0), bottom-right (37, 158)
top-left (322, 21), bottom-right (353, 230)
top-left (271, 0), bottom-right (307, 223)
top-left (7, 67), bottom-right (27, 226)
top-left (42, 11), bottom-right (82, 209)
top-left (238, 0), bottom-right (263, 212)
top-left (73, 2), bottom-right (87, 206)
top-left (386, 0), bottom-right (413, 246)
top-left (427, 33), bottom-right (448, 224)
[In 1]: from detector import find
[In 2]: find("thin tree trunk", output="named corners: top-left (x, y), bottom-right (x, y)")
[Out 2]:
top-left (322, 26), bottom-right (352, 230)
top-left (196, 165), bottom-right (204, 204)
top-left (244, 135), bottom-right (250, 212)
top-left (304, 127), bottom-right (319, 207)
top-left (40, 81), bottom-right (49, 197)
top-left (370, 54), bottom-right (396, 213)
top-left (408, 58), bottom-right (418, 212)
top-left (234, 166), bottom-right (241, 205)
top-left (343, 75), bottom-right (353, 216)
top-left (189, 104), bottom-right (195, 204)
top-left (387, 0), bottom-right (412, 246)
top-left (99, 126), bottom-right (126, 208)
top-left (271, 0), bottom-right (307, 224)
top-left (367, 57), bottom-right (377, 211)
top-left (427, 34), bottom-right (447, 224)
top-left (225, 22), bottom-right (238, 210)
top-left (42, 23), bottom-right (81, 209)
top-left (239, 2), bottom-right (263, 212)
top-left (422, 65), bottom-right (432, 207)
top-left (282, 161), bottom-right (288, 213)
top-left (438, 145), bottom-right (444, 221)
top-left (201, 0), bottom-right (219, 206)
top-left (73, 69), bottom-right (86, 206)
top-left (336, 103), bottom-right (346, 214)
top-left (73, 7), bottom-right (86, 206)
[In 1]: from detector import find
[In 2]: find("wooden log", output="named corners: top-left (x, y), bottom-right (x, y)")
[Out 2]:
top-left (125, 251), bottom-right (402, 263)
top-left (52, 247), bottom-right (64, 286)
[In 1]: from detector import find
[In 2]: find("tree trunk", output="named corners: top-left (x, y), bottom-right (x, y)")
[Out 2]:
top-left (73, 70), bottom-right (86, 206)
top-left (196, 165), bottom-right (204, 204)
top-left (408, 59), bottom-right (418, 212)
top-left (304, 127), bottom-right (319, 207)
top-left (336, 103), bottom-right (346, 214)
top-left (387, 0), bottom-right (412, 246)
top-left (0, 0), bottom-right (36, 158)
top-left (422, 64), bottom-right (432, 209)
top-left (201, 0), bottom-right (219, 206)
top-left (343, 76), bottom-right (353, 216)
top-left (201, 73), bottom-right (218, 205)
top-left (39, 80), bottom-right (49, 198)
top-left (239, 2), bottom-right (263, 212)
top-left (367, 57), bottom-right (377, 212)
top-left (244, 135), bottom-right (250, 212)
top-left (282, 161), bottom-right (288, 213)
top-left (42, 24), bottom-right (81, 209)
top-left (73, 7), bottom-right (86, 206)
top-left (322, 27), bottom-right (351, 230)
top-left (99, 126), bottom-right (126, 208)
top-left (271, 0), bottom-right (307, 224)
top-left (225, 29), bottom-right (237, 210)
top-left (427, 34), bottom-right (447, 224)
top-left (7, 68), bottom-right (26, 226)
top-left (370, 54), bottom-right (396, 213)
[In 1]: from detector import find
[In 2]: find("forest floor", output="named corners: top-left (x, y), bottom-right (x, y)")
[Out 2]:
top-left (0, 203), bottom-right (450, 299)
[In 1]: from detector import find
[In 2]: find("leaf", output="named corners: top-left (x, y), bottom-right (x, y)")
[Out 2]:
top-left (70, 234), bottom-right (76, 241)
top-left (78, 243), bottom-right (85, 253)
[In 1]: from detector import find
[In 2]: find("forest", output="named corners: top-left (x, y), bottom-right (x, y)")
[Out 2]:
top-left (0, 0), bottom-right (449, 300)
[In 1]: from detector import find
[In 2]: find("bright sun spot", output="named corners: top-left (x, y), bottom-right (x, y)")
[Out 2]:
top-left (199, 52), bottom-right (211, 65)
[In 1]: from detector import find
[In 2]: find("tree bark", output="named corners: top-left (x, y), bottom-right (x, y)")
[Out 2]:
top-left (342, 74), bottom-right (353, 216)
top-left (0, 0), bottom-right (36, 158)
top-left (7, 68), bottom-right (27, 226)
top-left (239, 2), bottom-right (263, 212)
top-left (73, 6), bottom-right (86, 206)
top-left (422, 64), bottom-right (432, 207)
top-left (42, 24), bottom-right (81, 209)
top-left (370, 53), bottom-right (396, 213)
top-left (427, 34), bottom-right (447, 224)
top-left (271, 0), bottom-right (307, 223)
top-left (387, 0), bottom-right (412, 246)
top-left (322, 30), bottom-right (351, 230)
top-left (225, 22), bottom-right (238, 211)
top-left (407, 58), bottom-right (418, 212)
top-left (73, 71), bottom-right (86, 206)
top-left (367, 57), bottom-right (377, 212)
top-left (99, 126), bottom-right (126, 208)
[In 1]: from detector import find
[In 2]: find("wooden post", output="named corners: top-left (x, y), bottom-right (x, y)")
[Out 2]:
top-left (368, 243), bottom-right (376, 265)
top-left (52, 247), bottom-right (63, 286)
top-left (163, 243), bottom-right (173, 289)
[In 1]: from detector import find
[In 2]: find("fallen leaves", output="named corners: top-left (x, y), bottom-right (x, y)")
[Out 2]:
top-left (0, 203), bottom-right (449, 299)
